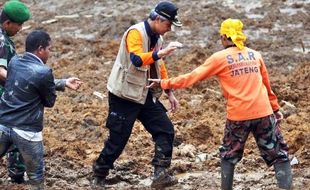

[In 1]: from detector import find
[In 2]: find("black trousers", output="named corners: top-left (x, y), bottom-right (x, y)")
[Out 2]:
top-left (94, 92), bottom-right (174, 175)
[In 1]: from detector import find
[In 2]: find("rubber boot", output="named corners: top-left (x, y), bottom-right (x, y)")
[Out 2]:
top-left (151, 166), bottom-right (178, 189)
top-left (274, 161), bottom-right (292, 189)
top-left (221, 159), bottom-right (235, 190)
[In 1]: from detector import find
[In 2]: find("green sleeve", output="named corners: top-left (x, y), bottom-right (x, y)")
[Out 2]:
top-left (0, 58), bottom-right (8, 68)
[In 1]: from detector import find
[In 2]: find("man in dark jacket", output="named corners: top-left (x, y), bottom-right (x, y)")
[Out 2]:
top-left (1, 2), bottom-right (82, 184)
top-left (0, 30), bottom-right (82, 190)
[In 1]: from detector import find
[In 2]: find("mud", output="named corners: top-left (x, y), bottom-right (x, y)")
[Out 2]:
top-left (0, 0), bottom-right (309, 189)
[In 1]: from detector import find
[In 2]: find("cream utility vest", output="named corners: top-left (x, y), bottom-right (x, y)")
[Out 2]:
top-left (107, 22), bottom-right (163, 104)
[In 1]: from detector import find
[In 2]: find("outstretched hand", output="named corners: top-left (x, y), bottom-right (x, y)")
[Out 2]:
top-left (147, 78), bottom-right (161, 89)
top-left (157, 41), bottom-right (183, 59)
top-left (147, 79), bottom-right (178, 112)
top-left (65, 77), bottom-right (83, 91)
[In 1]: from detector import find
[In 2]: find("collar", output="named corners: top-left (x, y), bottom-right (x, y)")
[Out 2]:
top-left (0, 27), bottom-right (8, 37)
top-left (144, 20), bottom-right (158, 38)
top-left (225, 44), bottom-right (237, 49)
top-left (25, 52), bottom-right (44, 65)
top-left (0, 27), bottom-right (14, 42)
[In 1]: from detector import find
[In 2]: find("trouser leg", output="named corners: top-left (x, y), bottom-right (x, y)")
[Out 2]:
top-left (1, 126), bottom-right (26, 184)
top-left (7, 145), bottom-right (26, 183)
top-left (219, 119), bottom-right (252, 190)
top-left (12, 131), bottom-right (44, 188)
top-left (94, 112), bottom-right (133, 174)
top-left (252, 115), bottom-right (292, 189)
top-left (138, 95), bottom-right (177, 188)
top-left (93, 93), bottom-right (138, 178)
top-left (138, 95), bottom-right (175, 168)
top-left (0, 127), bottom-right (12, 158)
top-left (219, 119), bottom-right (251, 164)
top-left (253, 115), bottom-right (289, 166)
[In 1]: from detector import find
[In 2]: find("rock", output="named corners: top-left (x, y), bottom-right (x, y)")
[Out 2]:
top-left (176, 143), bottom-right (196, 158)
top-left (195, 153), bottom-right (207, 162)
top-left (189, 95), bottom-right (204, 107)
top-left (93, 91), bottom-right (106, 100)
top-left (78, 178), bottom-right (90, 187)
top-left (290, 156), bottom-right (299, 166)
top-left (280, 100), bottom-right (297, 118)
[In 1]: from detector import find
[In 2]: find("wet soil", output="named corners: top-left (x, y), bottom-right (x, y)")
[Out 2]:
top-left (0, 0), bottom-right (309, 189)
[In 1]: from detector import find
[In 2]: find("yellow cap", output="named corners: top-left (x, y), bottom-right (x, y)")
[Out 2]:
top-left (220, 18), bottom-right (246, 49)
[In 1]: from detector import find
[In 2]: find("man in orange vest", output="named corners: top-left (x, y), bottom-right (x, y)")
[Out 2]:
top-left (93, 1), bottom-right (182, 188)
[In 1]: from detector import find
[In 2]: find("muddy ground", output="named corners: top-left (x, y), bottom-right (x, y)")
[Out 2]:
top-left (0, 0), bottom-right (309, 189)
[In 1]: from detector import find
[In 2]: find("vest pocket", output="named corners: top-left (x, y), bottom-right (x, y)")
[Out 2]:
top-left (121, 70), bottom-right (146, 101)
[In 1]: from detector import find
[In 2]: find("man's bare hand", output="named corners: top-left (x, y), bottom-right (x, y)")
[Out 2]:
top-left (274, 110), bottom-right (284, 124)
top-left (157, 41), bottom-right (183, 59)
top-left (65, 77), bottom-right (83, 91)
top-left (167, 91), bottom-right (178, 112)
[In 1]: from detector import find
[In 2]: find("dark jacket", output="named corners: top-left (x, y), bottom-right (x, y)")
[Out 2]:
top-left (0, 52), bottom-right (56, 132)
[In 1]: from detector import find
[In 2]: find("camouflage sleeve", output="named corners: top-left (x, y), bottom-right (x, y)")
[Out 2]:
top-left (0, 37), bottom-right (8, 69)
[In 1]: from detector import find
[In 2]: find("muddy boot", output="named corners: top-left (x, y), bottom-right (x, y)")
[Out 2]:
top-left (274, 161), bottom-right (292, 189)
top-left (10, 175), bottom-right (25, 184)
top-left (151, 166), bottom-right (178, 189)
top-left (92, 161), bottom-right (109, 187)
top-left (92, 175), bottom-right (107, 188)
top-left (221, 159), bottom-right (235, 190)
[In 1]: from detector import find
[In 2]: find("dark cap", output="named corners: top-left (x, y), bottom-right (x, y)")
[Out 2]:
top-left (154, 1), bottom-right (182, 27)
